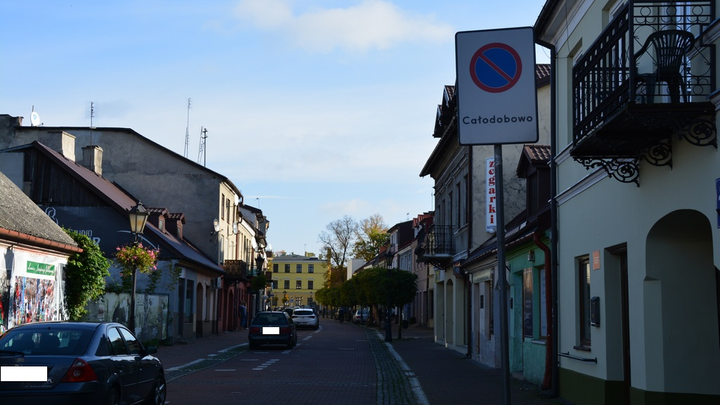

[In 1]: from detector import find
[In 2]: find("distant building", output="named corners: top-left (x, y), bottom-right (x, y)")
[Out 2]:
top-left (270, 253), bottom-right (328, 308)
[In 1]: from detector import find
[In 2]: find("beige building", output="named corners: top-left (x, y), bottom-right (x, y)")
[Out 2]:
top-left (536, 0), bottom-right (720, 403)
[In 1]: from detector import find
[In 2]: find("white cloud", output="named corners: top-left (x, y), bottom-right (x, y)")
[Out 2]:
top-left (233, 0), bottom-right (454, 53)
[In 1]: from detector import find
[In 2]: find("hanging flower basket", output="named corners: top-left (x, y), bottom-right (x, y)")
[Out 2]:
top-left (115, 243), bottom-right (159, 275)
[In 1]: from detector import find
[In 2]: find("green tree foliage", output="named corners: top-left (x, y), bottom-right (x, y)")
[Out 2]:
top-left (250, 273), bottom-right (268, 293)
top-left (352, 214), bottom-right (389, 262)
top-left (64, 229), bottom-right (111, 320)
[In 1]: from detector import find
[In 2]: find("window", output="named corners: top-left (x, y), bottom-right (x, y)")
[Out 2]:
top-left (296, 279), bottom-right (302, 289)
top-left (119, 327), bottom-right (141, 355)
top-left (221, 193), bottom-right (225, 220)
top-left (273, 264), bottom-right (278, 273)
top-left (296, 264), bottom-right (302, 273)
top-left (308, 280), bottom-right (314, 290)
top-left (578, 256), bottom-right (592, 348)
top-left (107, 327), bottom-right (127, 355)
top-left (226, 198), bottom-right (231, 224)
top-left (184, 280), bottom-right (194, 323)
top-left (456, 182), bottom-right (461, 227)
top-left (308, 264), bottom-right (314, 273)
top-left (283, 279), bottom-right (290, 289)
top-left (284, 264), bottom-right (290, 273)
top-left (272, 280), bottom-right (278, 289)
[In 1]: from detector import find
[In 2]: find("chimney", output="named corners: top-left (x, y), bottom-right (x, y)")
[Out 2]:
top-left (82, 145), bottom-right (103, 176)
top-left (39, 131), bottom-right (76, 162)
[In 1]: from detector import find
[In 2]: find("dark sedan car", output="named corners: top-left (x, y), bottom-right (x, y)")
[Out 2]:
top-left (248, 311), bottom-right (297, 350)
top-left (0, 321), bottom-right (166, 405)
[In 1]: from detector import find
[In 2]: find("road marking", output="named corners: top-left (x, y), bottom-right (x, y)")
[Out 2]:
top-left (215, 369), bottom-right (235, 372)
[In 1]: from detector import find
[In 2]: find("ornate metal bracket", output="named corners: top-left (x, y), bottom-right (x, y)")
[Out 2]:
top-left (575, 157), bottom-right (641, 186)
top-left (643, 139), bottom-right (672, 167)
top-left (676, 116), bottom-right (717, 148)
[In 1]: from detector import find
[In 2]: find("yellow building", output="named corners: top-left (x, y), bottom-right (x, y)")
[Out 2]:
top-left (269, 253), bottom-right (327, 308)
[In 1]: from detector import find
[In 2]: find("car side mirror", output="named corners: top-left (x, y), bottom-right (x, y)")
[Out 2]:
top-left (144, 346), bottom-right (158, 355)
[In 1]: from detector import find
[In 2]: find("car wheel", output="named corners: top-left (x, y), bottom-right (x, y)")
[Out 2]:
top-left (105, 387), bottom-right (120, 405)
top-left (145, 374), bottom-right (167, 405)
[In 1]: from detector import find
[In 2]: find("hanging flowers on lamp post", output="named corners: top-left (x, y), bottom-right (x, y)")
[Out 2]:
top-left (117, 201), bottom-right (152, 332)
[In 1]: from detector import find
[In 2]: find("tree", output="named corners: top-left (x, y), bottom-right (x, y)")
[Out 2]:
top-left (64, 229), bottom-right (111, 320)
top-left (353, 214), bottom-right (389, 262)
top-left (318, 216), bottom-right (358, 285)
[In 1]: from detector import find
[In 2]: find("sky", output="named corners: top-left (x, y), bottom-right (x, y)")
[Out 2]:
top-left (1, 0), bottom-right (549, 257)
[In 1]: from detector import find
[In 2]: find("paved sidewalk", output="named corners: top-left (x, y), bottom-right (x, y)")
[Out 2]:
top-left (154, 325), bottom-right (567, 404)
top-left (384, 325), bottom-right (567, 405)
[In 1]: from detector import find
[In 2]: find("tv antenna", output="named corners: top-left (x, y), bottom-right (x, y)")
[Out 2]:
top-left (197, 126), bottom-right (208, 167)
top-left (30, 106), bottom-right (41, 126)
top-left (184, 98), bottom-right (191, 158)
top-left (89, 101), bottom-right (96, 144)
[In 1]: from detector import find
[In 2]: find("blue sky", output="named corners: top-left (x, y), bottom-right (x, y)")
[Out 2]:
top-left (1, 0), bottom-right (549, 257)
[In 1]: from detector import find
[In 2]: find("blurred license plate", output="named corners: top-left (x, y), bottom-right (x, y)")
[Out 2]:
top-left (262, 327), bottom-right (280, 335)
top-left (1, 366), bottom-right (48, 382)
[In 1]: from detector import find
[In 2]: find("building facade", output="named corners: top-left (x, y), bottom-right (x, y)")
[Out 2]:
top-left (536, 0), bottom-right (720, 403)
top-left (270, 253), bottom-right (327, 309)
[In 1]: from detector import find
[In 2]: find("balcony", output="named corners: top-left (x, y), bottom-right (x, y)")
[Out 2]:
top-left (223, 259), bottom-right (248, 280)
top-left (572, 0), bottom-right (715, 185)
top-left (416, 225), bottom-right (454, 269)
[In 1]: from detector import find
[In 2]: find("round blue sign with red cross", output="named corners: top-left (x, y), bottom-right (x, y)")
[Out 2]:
top-left (469, 42), bottom-right (522, 93)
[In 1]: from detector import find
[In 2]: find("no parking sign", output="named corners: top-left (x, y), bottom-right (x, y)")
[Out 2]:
top-left (456, 27), bottom-right (538, 145)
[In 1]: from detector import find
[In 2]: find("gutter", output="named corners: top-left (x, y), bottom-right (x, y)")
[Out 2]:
top-left (533, 232), bottom-right (552, 390)
top-left (0, 228), bottom-right (83, 255)
top-left (534, 36), bottom-right (559, 398)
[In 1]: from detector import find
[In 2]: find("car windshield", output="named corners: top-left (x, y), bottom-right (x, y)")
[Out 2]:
top-left (253, 313), bottom-right (288, 325)
top-left (0, 328), bottom-right (93, 356)
top-left (294, 310), bottom-right (313, 316)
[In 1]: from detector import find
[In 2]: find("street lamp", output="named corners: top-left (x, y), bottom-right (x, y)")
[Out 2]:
top-left (128, 201), bottom-right (149, 332)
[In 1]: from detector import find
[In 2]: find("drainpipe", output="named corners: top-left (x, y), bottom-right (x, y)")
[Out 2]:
top-left (536, 37), bottom-right (559, 398)
top-left (534, 232), bottom-right (552, 390)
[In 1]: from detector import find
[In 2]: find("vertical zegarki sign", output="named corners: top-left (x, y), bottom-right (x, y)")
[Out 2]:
top-left (486, 157), bottom-right (496, 233)
top-left (455, 27), bottom-right (538, 145)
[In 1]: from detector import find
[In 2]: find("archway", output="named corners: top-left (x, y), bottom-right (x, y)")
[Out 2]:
top-left (644, 209), bottom-right (720, 396)
top-left (445, 278), bottom-right (454, 345)
top-left (196, 282), bottom-right (204, 338)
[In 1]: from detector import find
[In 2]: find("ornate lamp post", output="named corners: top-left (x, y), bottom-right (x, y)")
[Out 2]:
top-left (127, 201), bottom-right (149, 332)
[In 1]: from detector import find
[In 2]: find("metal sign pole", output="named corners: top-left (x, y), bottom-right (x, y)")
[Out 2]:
top-left (495, 144), bottom-right (511, 405)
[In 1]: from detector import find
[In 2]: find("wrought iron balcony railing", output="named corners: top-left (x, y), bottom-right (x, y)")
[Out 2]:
top-left (416, 224), bottom-right (454, 269)
top-left (571, 0), bottom-right (716, 184)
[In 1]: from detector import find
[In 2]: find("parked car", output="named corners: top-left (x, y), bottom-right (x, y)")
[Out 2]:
top-left (0, 321), bottom-right (166, 405)
top-left (248, 311), bottom-right (297, 350)
top-left (353, 308), bottom-right (370, 324)
top-left (292, 308), bottom-right (319, 330)
top-left (281, 307), bottom-right (294, 317)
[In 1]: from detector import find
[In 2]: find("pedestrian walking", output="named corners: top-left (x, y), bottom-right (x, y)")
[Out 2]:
top-left (239, 301), bottom-right (247, 330)
top-left (338, 307), bottom-right (346, 324)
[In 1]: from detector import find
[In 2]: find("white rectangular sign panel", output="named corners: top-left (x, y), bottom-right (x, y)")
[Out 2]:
top-left (456, 27), bottom-right (538, 145)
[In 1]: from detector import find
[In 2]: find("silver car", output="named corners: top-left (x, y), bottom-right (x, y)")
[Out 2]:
top-left (291, 308), bottom-right (319, 330)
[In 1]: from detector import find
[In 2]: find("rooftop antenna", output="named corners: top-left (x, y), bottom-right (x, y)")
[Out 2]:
top-left (184, 98), bottom-right (191, 158)
top-left (89, 102), bottom-right (96, 144)
top-left (30, 106), bottom-right (41, 126)
top-left (197, 126), bottom-right (208, 166)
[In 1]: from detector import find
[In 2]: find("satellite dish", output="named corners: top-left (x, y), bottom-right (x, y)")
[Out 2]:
top-left (30, 111), bottom-right (40, 126)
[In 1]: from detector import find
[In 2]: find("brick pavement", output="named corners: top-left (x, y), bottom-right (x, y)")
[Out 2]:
top-left (154, 323), bottom-right (569, 404)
